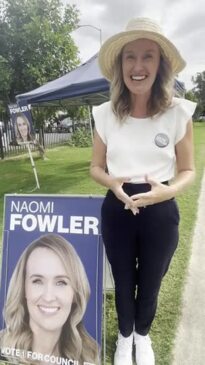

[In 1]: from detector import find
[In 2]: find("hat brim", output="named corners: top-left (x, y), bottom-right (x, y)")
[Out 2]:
top-left (98, 30), bottom-right (186, 81)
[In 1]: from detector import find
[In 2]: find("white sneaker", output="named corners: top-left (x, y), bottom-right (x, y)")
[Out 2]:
top-left (134, 332), bottom-right (155, 365)
top-left (114, 332), bottom-right (133, 365)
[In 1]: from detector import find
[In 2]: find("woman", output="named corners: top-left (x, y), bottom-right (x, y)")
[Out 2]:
top-left (0, 234), bottom-right (99, 365)
top-left (90, 17), bottom-right (196, 365)
top-left (15, 113), bottom-right (34, 144)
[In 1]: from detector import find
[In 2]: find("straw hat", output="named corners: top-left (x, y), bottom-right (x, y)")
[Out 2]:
top-left (98, 17), bottom-right (186, 80)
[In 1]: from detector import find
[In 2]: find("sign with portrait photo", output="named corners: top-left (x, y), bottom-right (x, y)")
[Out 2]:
top-left (0, 194), bottom-right (104, 365)
top-left (8, 104), bottom-right (35, 145)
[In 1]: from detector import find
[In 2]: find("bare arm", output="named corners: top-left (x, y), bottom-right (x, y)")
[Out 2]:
top-left (90, 129), bottom-right (135, 207)
top-left (90, 129), bottom-right (112, 188)
top-left (130, 119), bottom-right (195, 208)
top-left (170, 119), bottom-right (195, 194)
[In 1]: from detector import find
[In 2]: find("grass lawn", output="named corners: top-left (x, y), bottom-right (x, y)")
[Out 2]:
top-left (0, 122), bottom-right (205, 365)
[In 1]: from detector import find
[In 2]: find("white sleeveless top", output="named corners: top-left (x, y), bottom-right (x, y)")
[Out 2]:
top-left (92, 98), bottom-right (197, 183)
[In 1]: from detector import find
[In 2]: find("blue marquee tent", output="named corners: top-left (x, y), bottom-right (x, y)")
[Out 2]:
top-left (16, 54), bottom-right (110, 107)
top-left (16, 53), bottom-right (185, 107)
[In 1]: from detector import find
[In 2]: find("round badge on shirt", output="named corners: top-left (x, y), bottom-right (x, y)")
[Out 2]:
top-left (154, 133), bottom-right (170, 148)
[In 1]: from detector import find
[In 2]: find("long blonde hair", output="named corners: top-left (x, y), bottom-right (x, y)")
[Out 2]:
top-left (14, 112), bottom-right (33, 143)
top-left (0, 234), bottom-right (99, 364)
top-left (110, 49), bottom-right (174, 121)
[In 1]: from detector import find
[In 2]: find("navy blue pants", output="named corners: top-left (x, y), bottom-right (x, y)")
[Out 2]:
top-left (101, 183), bottom-right (179, 336)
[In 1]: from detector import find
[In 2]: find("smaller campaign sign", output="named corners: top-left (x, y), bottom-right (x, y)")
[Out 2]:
top-left (8, 104), bottom-right (35, 145)
top-left (0, 194), bottom-right (104, 365)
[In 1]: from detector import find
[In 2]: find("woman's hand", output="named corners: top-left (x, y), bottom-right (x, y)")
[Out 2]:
top-left (130, 176), bottom-right (175, 209)
top-left (110, 177), bottom-right (140, 214)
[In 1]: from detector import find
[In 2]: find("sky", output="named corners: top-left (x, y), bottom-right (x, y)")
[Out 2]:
top-left (65, 0), bottom-right (205, 90)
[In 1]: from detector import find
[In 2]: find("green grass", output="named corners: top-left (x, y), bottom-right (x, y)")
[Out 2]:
top-left (1, 123), bottom-right (205, 365)
top-left (0, 147), bottom-right (105, 234)
top-left (150, 123), bottom-right (205, 365)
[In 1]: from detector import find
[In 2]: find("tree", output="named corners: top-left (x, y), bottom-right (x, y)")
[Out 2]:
top-left (0, 0), bottom-right (80, 103)
top-left (185, 90), bottom-right (197, 103)
top-left (0, 0), bottom-right (82, 158)
top-left (0, 55), bottom-right (12, 119)
top-left (185, 89), bottom-right (201, 120)
top-left (192, 71), bottom-right (205, 116)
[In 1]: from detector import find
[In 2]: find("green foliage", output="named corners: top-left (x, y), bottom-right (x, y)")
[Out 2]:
top-left (192, 71), bottom-right (205, 116)
top-left (0, 55), bottom-right (12, 118)
top-left (0, 0), bottom-right (80, 104)
top-left (185, 90), bottom-right (197, 102)
top-left (0, 56), bottom-right (11, 95)
top-left (63, 105), bottom-right (89, 123)
top-left (31, 105), bottom-right (58, 133)
top-left (68, 127), bottom-right (92, 147)
top-left (185, 90), bottom-right (201, 120)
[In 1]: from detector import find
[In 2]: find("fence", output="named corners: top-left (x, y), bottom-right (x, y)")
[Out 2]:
top-left (0, 126), bottom-right (71, 159)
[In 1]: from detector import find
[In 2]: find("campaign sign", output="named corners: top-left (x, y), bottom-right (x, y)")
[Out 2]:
top-left (8, 104), bottom-right (35, 144)
top-left (0, 194), bottom-right (104, 365)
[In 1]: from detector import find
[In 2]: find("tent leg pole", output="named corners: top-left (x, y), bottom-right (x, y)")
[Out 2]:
top-left (87, 106), bottom-right (94, 143)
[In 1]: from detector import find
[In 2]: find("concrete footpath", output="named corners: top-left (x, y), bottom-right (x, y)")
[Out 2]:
top-left (171, 171), bottom-right (205, 365)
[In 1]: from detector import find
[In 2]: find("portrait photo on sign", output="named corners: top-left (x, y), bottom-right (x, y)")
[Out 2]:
top-left (14, 112), bottom-right (35, 144)
top-left (0, 233), bottom-right (100, 365)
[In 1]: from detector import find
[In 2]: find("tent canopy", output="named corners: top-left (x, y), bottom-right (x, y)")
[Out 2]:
top-left (16, 53), bottom-right (185, 107)
top-left (16, 54), bottom-right (110, 107)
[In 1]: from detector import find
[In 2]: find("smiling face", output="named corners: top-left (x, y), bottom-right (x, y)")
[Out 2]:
top-left (16, 116), bottom-right (29, 141)
top-left (122, 38), bottom-right (161, 98)
top-left (25, 247), bottom-right (74, 336)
